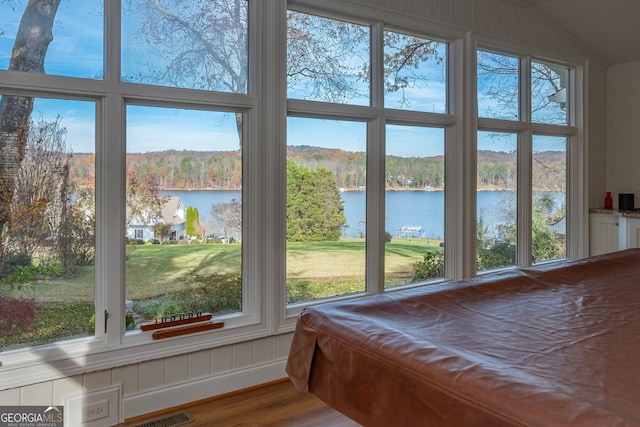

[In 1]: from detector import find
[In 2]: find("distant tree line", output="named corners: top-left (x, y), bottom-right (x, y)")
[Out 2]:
top-left (68, 147), bottom-right (565, 193)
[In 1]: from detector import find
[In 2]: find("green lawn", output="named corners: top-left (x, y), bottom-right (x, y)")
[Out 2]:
top-left (1, 238), bottom-right (440, 348)
top-left (5, 238), bottom-right (438, 303)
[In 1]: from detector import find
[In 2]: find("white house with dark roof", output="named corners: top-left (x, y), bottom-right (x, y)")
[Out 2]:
top-left (126, 196), bottom-right (186, 242)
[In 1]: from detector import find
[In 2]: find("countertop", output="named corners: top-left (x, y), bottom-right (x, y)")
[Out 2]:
top-left (590, 208), bottom-right (640, 218)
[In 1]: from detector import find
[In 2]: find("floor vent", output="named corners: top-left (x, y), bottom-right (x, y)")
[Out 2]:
top-left (128, 411), bottom-right (194, 427)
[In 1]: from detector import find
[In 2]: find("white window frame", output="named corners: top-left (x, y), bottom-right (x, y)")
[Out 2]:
top-left (0, 0), bottom-right (588, 390)
top-left (0, 0), bottom-right (271, 389)
top-left (474, 37), bottom-right (586, 271)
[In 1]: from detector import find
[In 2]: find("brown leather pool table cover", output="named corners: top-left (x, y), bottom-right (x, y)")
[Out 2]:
top-left (286, 249), bottom-right (640, 426)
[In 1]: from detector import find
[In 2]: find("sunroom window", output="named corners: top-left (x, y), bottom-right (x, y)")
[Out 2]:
top-left (0, 97), bottom-right (96, 351)
top-left (125, 105), bottom-right (244, 326)
top-left (286, 11), bottom-right (452, 302)
top-left (476, 50), bottom-right (573, 271)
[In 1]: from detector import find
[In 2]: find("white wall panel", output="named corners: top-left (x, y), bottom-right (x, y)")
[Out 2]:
top-left (232, 342), bottom-right (254, 369)
top-left (188, 349), bottom-right (213, 380)
top-left (112, 364), bottom-right (140, 396)
top-left (52, 376), bottom-right (83, 406)
top-left (0, 388), bottom-right (20, 405)
top-left (212, 345), bottom-right (234, 374)
top-left (164, 354), bottom-right (190, 386)
top-left (253, 337), bottom-right (275, 365)
top-left (427, 0), bottom-right (440, 21)
top-left (273, 333), bottom-right (293, 359)
top-left (139, 359), bottom-right (165, 392)
top-left (20, 382), bottom-right (53, 405)
top-left (83, 370), bottom-right (112, 392)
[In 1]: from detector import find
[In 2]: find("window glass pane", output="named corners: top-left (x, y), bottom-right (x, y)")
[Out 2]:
top-left (287, 11), bottom-right (370, 106)
top-left (385, 125), bottom-right (444, 287)
top-left (286, 117), bottom-right (366, 304)
top-left (122, 0), bottom-right (248, 93)
top-left (477, 51), bottom-right (519, 120)
top-left (532, 135), bottom-right (566, 263)
top-left (1, 97), bottom-right (96, 351)
top-left (0, 1), bottom-right (104, 79)
top-left (531, 61), bottom-right (568, 125)
top-left (383, 31), bottom-right (447, 113)
top-left (125, 106), bottom-right (242, 328)
top-left (477, 131), bottom-right (517, 272)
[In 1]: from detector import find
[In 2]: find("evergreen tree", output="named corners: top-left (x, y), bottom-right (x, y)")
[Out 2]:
top-left (286, 159), bottom-right (346, 242)
top-left (186, 206), bottom-right (200, 237)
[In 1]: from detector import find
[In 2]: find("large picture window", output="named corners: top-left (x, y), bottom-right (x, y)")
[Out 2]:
top-left (476, 50), bottom-right (573, 270)
top-left (0, 0), bottom-right (583, 388)
top-left (286, 12), bottom-right (451, 302)
top-left (0, 97), bottom-right (96, 351)
top-left (125, 106), bottom-right (243, 325)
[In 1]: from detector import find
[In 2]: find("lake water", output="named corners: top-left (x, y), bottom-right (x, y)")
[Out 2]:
top-left (161, 189), bottom-right (515, 239)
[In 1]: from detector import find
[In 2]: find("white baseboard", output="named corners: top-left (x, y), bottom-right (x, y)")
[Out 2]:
top-left (121, 359), bottom-right (288, 422)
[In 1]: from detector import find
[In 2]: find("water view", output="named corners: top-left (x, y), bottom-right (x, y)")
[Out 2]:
top-left (161, 189), bottom-right (517, 240)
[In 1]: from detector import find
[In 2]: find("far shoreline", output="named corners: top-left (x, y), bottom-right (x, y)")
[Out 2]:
top-left (161, 186), bottom-right (511, 192)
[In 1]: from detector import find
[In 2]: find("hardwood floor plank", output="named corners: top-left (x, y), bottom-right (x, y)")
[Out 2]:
top-left (121, 379), bottom-right (360, 426)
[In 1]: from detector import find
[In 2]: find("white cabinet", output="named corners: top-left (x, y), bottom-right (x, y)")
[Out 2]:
top-left (590, 213), bottom-right (619, 255)
top-left (590, 212), bottom-right (640, 255)
top-left (619, 217), bottom-right (640, 249)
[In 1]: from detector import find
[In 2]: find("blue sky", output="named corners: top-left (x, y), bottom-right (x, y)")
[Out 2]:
top-left (1, 1), bottom-right (563, 157)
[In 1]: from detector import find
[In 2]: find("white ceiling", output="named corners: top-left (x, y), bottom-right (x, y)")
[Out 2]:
top-left (518, 0), bottom-right (640, 66)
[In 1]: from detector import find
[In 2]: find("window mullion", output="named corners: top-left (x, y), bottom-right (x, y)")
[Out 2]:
top-left (366, 23), bottom-right (384, 294)
top-left (517, 129), bottom-right (533, 266)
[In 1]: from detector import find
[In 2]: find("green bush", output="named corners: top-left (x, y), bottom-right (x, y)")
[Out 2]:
top-left (286, 279), bottom-right (315, 304)
top-left (175, 272), bottom-right (242, 315)
top-left (2, 251), bottom-right (32, 273)
top-left (477, 242), bottom-right (516, 270)
top-left (1, 302), bottom-right (93, 348)
top-left (132, 272), bottom-right (242, 322)
top-left (412, 249), bottom-right (444, 281)
top-left (0, 262), bottom-right (62, 289)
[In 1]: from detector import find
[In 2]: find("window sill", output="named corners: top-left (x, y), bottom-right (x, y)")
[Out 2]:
top-left (0, 315), bottom-right (270, 390)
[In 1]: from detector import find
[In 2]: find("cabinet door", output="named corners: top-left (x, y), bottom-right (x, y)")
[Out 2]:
top-left (590, 214), bottom-right (619, 255)
top-left (620, 217), bottom-right (640, 249)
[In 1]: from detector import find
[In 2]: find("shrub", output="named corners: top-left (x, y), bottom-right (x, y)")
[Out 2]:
top-left (132, 273), bottom-right (242, 322)
top-left (286, 279), bottom-right (315, 303)
top-left (2, 251), bottom-right (32, 273)
top-left (0, 295), bottom-right (37, 339)
top-left (412, 249), bottom-right (444, 281)
top-left (175, 272), bottom-right (242, 315)
top-left (0, 262), bottom-right (62, 290)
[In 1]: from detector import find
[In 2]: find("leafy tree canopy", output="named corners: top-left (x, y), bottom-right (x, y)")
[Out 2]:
top-left (286, 159), bottom-right (346, 242)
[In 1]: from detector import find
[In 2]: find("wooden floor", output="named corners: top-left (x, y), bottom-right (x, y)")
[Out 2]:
top-left (121, 379), bottom-right (360, 427)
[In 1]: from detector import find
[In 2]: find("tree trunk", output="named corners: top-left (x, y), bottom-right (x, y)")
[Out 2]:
top-left (0, 0), bottom-right (61, 271)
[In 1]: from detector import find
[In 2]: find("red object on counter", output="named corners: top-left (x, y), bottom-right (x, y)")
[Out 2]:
top-left (605, 192), bottom-right (613, 210)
